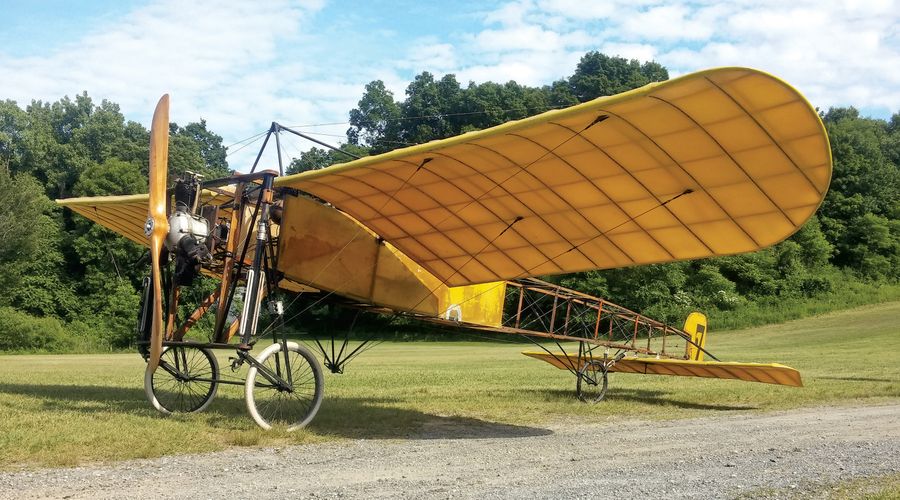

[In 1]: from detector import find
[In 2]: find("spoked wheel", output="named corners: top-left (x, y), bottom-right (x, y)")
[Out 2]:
top-left (576, 360), bottom-right (608, 403)
top-left (145, 346), bottom-right (219, 414)
top-left (245, 341), bottom-right (324, 431)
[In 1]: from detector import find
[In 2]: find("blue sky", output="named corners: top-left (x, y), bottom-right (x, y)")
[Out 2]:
top-left (2, 0), bottom-right (898, 171)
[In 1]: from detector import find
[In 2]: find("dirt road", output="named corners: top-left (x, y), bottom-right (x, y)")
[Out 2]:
top-left (2, 402), bottom-right (898, 499)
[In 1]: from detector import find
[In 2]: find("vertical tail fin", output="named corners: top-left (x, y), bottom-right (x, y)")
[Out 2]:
top-left (684, 312), bottom-right (708, 361)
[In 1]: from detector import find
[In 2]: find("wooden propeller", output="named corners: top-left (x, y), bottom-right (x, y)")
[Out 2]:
top-left (146, 95), bottom-right (170, 373)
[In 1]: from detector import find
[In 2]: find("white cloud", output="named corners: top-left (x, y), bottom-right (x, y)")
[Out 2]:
top-left (651, 1), bottom-right (900, 112)
top-left (0, 0), bottom-right (362, 171)
top-left (619, 4), bottom-right (728, 41)
top-left (2, 1), bottom-right (311, 112)
top-left (2, 0), bottom-right (897, 176)
top-left (484, 0), bottom-right (535, 27)
top-left (598, 42), bottom-right (657, 62)
top-left (458, 59), bottom-right (553, 86)
top-left (472, 24), bottom-right (591, 53)
top-left (400, 41), bottom-right (459, 75)
top-left (476, 0), bottom-right (900, 115)
top-left (537, 0), bottom-right (619, 20)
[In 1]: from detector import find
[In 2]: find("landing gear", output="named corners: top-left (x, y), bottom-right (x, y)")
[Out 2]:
top-left (576, 360), bottom-right (608, 403)
top-left (145, 346), bottom-right (219, 414)
top-left (245, 342), bottom-right (324, 431)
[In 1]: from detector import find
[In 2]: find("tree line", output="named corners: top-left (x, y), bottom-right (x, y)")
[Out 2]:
top-left (0, 94), bottom-right (230, 349)
top-left (1, 52), bottom-right (898, 351)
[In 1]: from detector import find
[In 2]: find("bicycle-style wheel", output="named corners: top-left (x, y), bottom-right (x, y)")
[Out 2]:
top-left (145, 346), bottom-right (219, 414)
top-left (576, 360), bottom-right (608, 403)
top-left (245, 341), bottom-right (324, 431)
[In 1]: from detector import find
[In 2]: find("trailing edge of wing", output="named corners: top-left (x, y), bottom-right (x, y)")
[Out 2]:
top-left (277, 67), bottom-right (832, 287)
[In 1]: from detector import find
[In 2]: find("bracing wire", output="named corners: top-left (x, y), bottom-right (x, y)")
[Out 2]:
top-left (276, 183), bottom-right (692, 368)
top-left (256, 151), bottom-right (432, 336)
top-left (283, 104), bottom-right (571, 130)
top-left (259, 114), bottom-right (692, 343)
top-left (225, 130), bottom-right (268, 150)
top-left (241, 105), bottom-right (700, 368)
top-left (225, 133), bottom-right (268, 158)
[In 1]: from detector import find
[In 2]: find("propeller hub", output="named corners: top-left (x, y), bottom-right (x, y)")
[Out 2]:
top-left (144, 217), bottom-right (154, 237)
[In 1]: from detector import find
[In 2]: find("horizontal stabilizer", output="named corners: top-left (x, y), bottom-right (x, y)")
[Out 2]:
top-left (523, 351), bottom-right (802, 387)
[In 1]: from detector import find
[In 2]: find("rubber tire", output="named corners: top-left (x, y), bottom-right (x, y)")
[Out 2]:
top-left (245, 341), bottom-right (324, 431)
top-left (145, 346), bottom-right (219, 414)
top-left (576, 360), bottom-right (608, 403)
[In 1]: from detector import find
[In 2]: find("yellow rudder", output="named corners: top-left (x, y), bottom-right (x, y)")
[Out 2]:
top-left (684, 312), bottom-right (708, 361)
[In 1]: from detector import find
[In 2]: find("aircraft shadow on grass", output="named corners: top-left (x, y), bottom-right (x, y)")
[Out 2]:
top-left (0, 383), bottom-right (552, 440)
top-left (539, 387), bottom-right (760, 411)
top-left (815, 376), bottom-right (895, 383)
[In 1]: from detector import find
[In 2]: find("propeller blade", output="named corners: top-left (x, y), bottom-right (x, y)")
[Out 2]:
top-left (147, 94), bottom-right (170, 373)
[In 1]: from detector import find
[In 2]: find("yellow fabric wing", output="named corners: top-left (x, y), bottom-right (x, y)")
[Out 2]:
top-left (277, 67), bottom-right (831, 287)
top-left (59, 193), bottom-right (154, 247)
top-left (522, 352), bottom-right (803, 387)
top-left (57, 190), bottom-right (235, 247)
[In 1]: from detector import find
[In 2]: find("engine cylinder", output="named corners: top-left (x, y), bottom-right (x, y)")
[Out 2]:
top-left (166, 211), bottom-right (209, 251)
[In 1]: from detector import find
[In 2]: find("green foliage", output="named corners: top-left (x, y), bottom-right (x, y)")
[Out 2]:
top-left (400, 72), bottom-right (462, 145)
top-left (599, 263), bottom-right (690, 324)
top-left (0, 306), bottom-right (74, 352)
top-left (178, 120), bottom-right (229, 176)
top-left (94, 278), bottom-right (142, 347)
top-left (347, 72), bottom-right (556, 153)
top-left (287, 144), bottom-right (368, 174)
top-left (7, 207), bottom-right (77, 318)
top-left (70, 158), bottom-right (147, 295)
top-left (0, 170), bottom-right (54, 300)
top-left (839, 213), bottom-right (900, 279)
top-left (73, 158), bottom-right (146, 197)
top-left (0, 100), bottom-right (27, 171)
top-left (819, 107), bottom-right (900, 281)
top-left (0, 170), bottom-right (46, 262)
top-left (708, 279), bottom-right (900, 330)
top-left (568, 51), bottom-right (668, 101)
top-left (347, 80), bottom-right (402, 152)
top-left (346, 52), bottom-right (669, 154)
top-left (787, 216), bottom-right (833, 268)
top-left (169, 121), bottom-right (230, 179)
top-left (0, 92), bottom-right (231, 352)
top-left (687, 263), bottom-right (744, 311)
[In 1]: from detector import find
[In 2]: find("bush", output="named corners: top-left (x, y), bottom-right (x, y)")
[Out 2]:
top-left (0, 307), bottom-right (75, 352)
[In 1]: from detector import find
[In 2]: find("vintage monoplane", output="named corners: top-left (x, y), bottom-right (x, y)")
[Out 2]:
top-left (58, 67), bottom-right (830, 429)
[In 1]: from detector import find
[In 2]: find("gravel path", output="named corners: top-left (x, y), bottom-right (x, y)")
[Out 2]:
top-left (2, 402), bottom-right (899, 499)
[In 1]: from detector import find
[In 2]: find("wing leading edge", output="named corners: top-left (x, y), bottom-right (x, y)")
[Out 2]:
top-left (277, 67), bottom-right (832, 287)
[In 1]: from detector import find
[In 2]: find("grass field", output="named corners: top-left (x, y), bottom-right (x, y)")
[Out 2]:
top-left (0, 301), bottom-right (898, 469)
top-left (739, 473), bottom-right (900, 499)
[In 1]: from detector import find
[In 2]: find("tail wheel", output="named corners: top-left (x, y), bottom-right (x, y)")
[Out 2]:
top-left (245, 341), bottom-right (324, 431)
top-left (145, 346), bottom-right (219, 414)
top-left (576, 360), bottom-right (608, 403)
